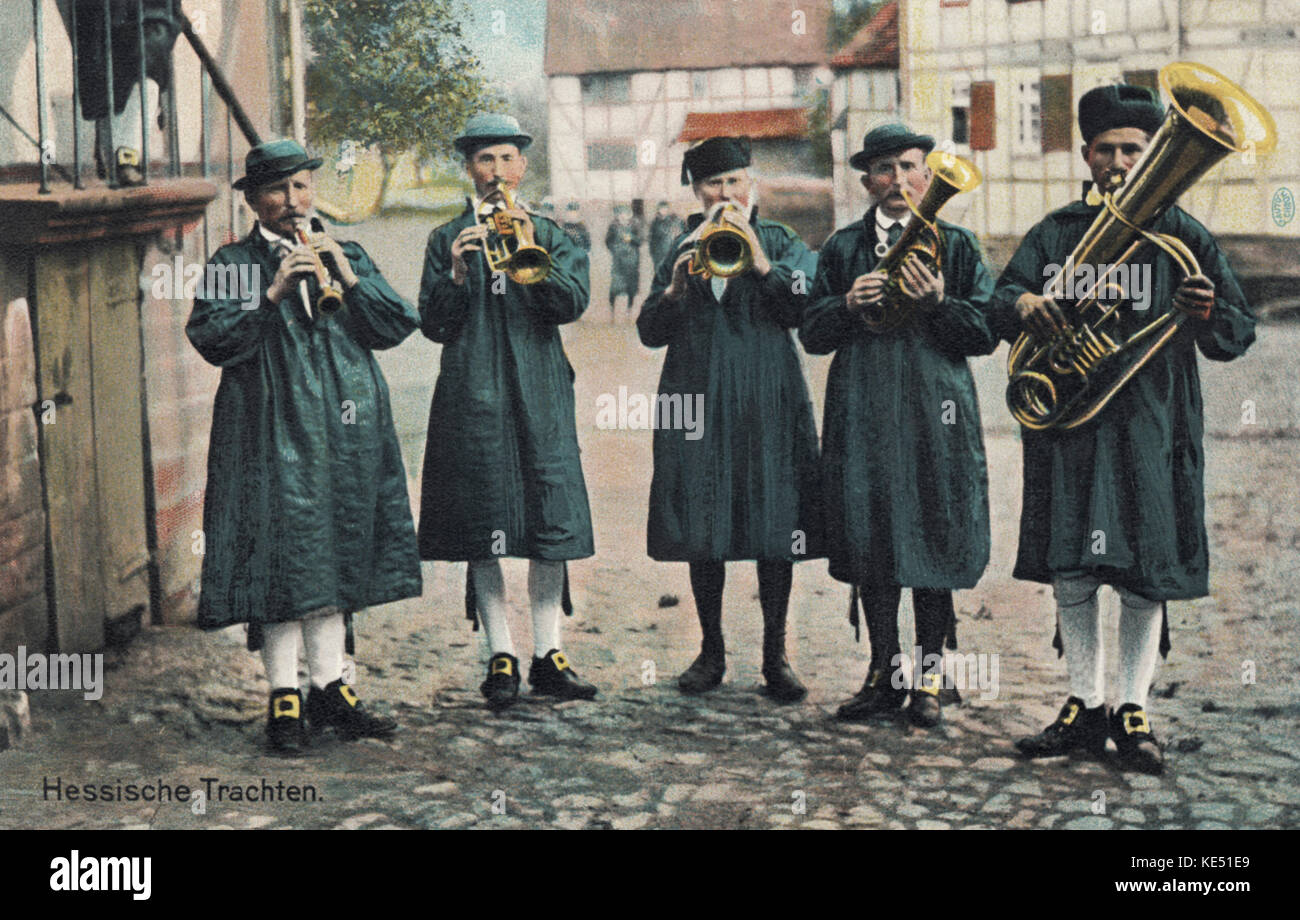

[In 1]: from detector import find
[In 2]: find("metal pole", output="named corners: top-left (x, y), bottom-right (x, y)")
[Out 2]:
top-left (33, 0), bottom-right (50, 193)
top-left (201, 67), bottom-right (210, 254)
top-left (70, 0), bottom-right (84, 188)
top-left (102, 0), bottom-right (117, 187)
top-left (227, 107), bottom-right (235, 238)
top-left (135, 0), bottom-right (149, 183)
top-left (177, 11), bottom-right (262, 146)
top-left (166, 0), bottom-right (180, 175)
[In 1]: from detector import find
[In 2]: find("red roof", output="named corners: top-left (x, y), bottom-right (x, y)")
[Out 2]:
top-left (677, 109), bottom-right (809, 143)
top-left (829, 1), bottom-right (899, 71)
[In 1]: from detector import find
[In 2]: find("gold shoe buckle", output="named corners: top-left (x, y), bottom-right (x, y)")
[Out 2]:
top-left (917, 673), bottom-right (942, 696)
top-left (1124, 709), bottom-right (1151, 735)
top-left (1060, 702), bottom-right (1080, 726)
top-left (551, 651), bottom-right (571, 671)
top-left (339, 683), bottom-right (359, 708)
top-left (272, 694), bottom-right (301, 719)
top-left (490, 657), bottom-right (514, 677)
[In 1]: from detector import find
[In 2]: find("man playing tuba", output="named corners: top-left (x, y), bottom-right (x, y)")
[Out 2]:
top-left (993, 84), bottom-right (1256, 774)
top-left (801, 124), bottom-right (997, 729)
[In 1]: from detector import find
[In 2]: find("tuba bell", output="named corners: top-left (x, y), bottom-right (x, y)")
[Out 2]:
top-left (863, 150), bottom-right (982, 332)
top-left (688, 202), bottom-right (753, 279)
top-left (1006, 62), bottom-right (1276, 431)
top-left (475, 178), bottom-right (552, 285)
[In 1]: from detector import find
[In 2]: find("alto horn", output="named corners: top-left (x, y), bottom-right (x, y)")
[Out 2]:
top-left (1005, 62), bottom-right (1277, 431)
top-left (864, 150), bottom-right (981, 332)
top-left (476, 178), bottom-right (552, 285)
top-left (688, 202), bottom-right (753, 279)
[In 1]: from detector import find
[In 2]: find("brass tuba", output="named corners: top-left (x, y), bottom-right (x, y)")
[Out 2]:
top-left (475, 178), bottom-right (552, 284)
top-left (688, 202), bottom-right (753, 279)
top-left (864, 150), bottom-right (982, 332)
top-left (1006, 62), bottom-right (1276, 431)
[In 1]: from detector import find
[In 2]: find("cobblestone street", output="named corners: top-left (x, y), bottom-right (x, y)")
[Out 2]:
top-left (2, 216), bottom-right (1297, 831)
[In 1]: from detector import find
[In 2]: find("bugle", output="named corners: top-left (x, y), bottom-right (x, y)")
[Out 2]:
top-left (476, 178), bottom-right (552, 285)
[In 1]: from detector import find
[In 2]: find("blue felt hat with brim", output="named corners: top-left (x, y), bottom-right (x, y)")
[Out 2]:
top-left (454, 112), bottom-right (533, 157)
top-left (849, 123), bottom-right (935, 171)
top-left (232, 139), bottom-right (323, 190)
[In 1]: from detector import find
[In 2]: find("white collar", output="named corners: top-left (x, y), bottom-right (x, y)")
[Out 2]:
top-left (875, 208), bottom-right (911, 232)
top-left (257, 221), bottom-right (299, 249)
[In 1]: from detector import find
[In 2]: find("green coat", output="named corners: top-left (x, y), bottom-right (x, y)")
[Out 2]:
top-left (800, 209), bottom-right (997, 587)
top-left (637, 215), bottom-right (823, 562)
top-left (991, 199), bottom-right (1255, 600)
top-left (186, 226), bottom-right (423, 629)
top-left (417, 205), bottom-right (594, 561)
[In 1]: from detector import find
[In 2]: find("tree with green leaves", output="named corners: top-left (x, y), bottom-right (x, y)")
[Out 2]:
top-left (303, 0), bottom-right (501, 207)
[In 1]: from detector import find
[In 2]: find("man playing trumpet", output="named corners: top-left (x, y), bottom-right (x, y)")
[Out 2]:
top-left (418, 113), bottom-right (598, 712)
top-left (801, 124), bottom-right (997, 728)
top-left (994, 84), bottom-right (1257, 774)
top-left (187, 140), bottom-right (422, 754)
top-left (637, 136), bottom-right (822, 702)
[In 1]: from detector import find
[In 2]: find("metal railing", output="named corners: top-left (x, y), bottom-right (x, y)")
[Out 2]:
top-left (16, 0), bottom-right (263, 195)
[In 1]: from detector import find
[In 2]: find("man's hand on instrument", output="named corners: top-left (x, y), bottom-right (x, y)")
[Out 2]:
top-left (450, 224), bottom-right (488, 286)
top-left (719, 207), bottom-right (771, 276)
top-left (662, 249), bottom-right (697, 301)
top-left (267, 249), bottom-right (319, 303)
top-left (1016, 291), bottom-right (1070, 341)
top-left (307, 230), bottom-right (359, 288)
top-left (845, 271), bottom-right (888, 316)
top-left (897, 253), bottom-right (944, 310)
top-left (1173, 273), bottom-right (1215, 320)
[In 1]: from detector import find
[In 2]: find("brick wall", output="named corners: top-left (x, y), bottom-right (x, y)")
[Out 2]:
top-left (0, 248), bottom-right (49, 652)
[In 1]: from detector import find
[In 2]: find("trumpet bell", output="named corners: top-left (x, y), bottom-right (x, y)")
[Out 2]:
top-left (698, 224), bottom-right (752, 278)
top-left (504, 244), bottom-right (552, 285)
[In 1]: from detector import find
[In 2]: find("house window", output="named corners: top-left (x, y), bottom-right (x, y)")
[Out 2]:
top-left (692, 72), bottom-right (709, 98)
top-left (1014, 80), bottom-right (1041, 153)
top-left (970, 81), bottom-right (995, 150)
top-left (952, 76), bottom-right (971, 145)
top-left (1040, 74), bottom-right (1072, 152)
top-left (582, 73), bottom-right (631, 105)
top-left (587, 142), bottom-right (637, 171)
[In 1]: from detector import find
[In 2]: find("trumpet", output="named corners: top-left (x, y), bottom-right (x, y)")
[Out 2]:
top-left (863, 150), bottom-right (981, 332)
top-left (475, 178), bottom-right (552, 285)
top-left (688, 202), bottom-right (753, 279)
top-left (293, 217), bottom-right (345, 315)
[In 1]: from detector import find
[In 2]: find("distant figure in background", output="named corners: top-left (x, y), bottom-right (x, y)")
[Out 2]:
top-left (539, 197), bottom-right (557, 221)
top-left (606, 203), bottom-right (644, 320)
top-left (562, 201), bottom-right (591, 252)
top-left (60, 0), bottom-right (181, 186)
top-left (649, 200), bottom-right (686, 272)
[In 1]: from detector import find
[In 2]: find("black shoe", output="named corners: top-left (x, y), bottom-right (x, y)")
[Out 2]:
top-left (480, 652), bottom-right (521, 712)
top-left (678, 651), bottom-right (725, 694)
top-left (762, 657), bottom-right (807, 703)
top-left (305, 679), bottom-right (397, 740)
top-left (530, 649), bottom-right (597, 700)
top-left (1111, 704), bottom-right (1164, 775)
top-left (908, 671), bottom-right (943, 727)
top-left (115, 146), bottom-right (145, 187)
top-left (265, 688), bottom-right (307, 755)
top-left (1016, 696), bottom-right (1109, 759)
top-left (836, 667), bottom-right (908, 721)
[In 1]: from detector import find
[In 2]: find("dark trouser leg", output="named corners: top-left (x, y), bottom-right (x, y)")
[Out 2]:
top-left (912, 588), bottom-right (953, 678)
top-left (680, 561), bottom-right (726, 692)
top-left (860, 583), bottom-right (903, 674)
top-left (758, 559), bottom-right (805, 701)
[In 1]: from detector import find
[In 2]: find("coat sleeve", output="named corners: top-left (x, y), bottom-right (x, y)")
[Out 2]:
top-left (418, 225), bottom-right (472, 344)
top-left (1175, 212), bottom-right (1256, 361)
top-left (527, 219), bottom-right (590, 325)
top-left (754, 224), bottom-right (818, 329)
top-left (799, 234), bottom-right (858, 355)
top-left (185, 245), bottom-right (272, 368)
top-left (336, 243), bottom-right (419, 351)
top-left (636, 235), bottom-right (690, 348)
top-left (924, 229), bottom-right (998, 357)
top-left (990, 220), bottom-right (1054, 344)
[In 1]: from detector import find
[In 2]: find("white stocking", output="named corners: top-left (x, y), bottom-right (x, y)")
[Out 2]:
top-left (469, 559), bottom-right (514, 657)
top-left (302, 610), bottom-right (345, 690)
top-left (261, 621), bottom-right (301, 690)
top-left (1053, 574), bottom-right (1105, 709)
top-left (528, 560), bottom-right (565, 659)
top-left (1117, 591), bottom-right (1163, 709)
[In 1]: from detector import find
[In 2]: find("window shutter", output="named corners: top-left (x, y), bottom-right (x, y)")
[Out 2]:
top-left (970, 81), bottom-right (995, 151)
top-left (1041, 74), bottom-right (1073, 153)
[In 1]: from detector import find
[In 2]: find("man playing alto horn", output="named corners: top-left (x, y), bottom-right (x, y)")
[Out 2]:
top-left (801, 124), bottom-right (997, 728)
top-left (417, 113), bottom-right (598, 712)
top-left (993, 84), bottom-right (1256, 774)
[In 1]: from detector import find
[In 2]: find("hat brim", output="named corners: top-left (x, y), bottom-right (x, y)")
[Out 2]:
top-left (454, 135), bottom-right (533, 156)
top-left (849, 135), bottom-right (935, 172)
top-left (233, 156), bottom-right (324, 190)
